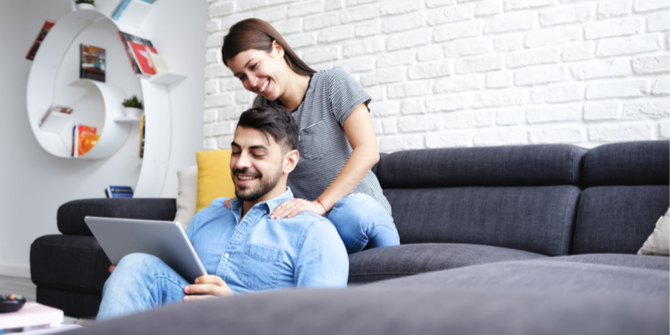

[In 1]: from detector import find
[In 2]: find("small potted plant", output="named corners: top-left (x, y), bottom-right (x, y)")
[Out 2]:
top-left (122, 96), bottom-right (144, 118)
top-left (75, 0), bottom-right (95, 10)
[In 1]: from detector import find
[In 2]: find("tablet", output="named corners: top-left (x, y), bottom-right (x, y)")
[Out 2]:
top-left (85, 216), bottom-right (207, 284)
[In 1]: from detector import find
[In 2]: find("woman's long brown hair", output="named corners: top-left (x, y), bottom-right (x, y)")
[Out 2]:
top-left (222, 18), bottom-right (316, 76)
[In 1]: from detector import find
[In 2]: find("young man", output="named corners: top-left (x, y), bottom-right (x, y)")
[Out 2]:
top-left (96, 106), bottom-right (349, 320)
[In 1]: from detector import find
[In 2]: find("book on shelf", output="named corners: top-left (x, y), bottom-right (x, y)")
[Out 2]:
top-left (111, 0), bottom-right (157, 20)
top-left (71, 124), bottom-right (99, 157)
top-left (0, 302), bottom-right (63, 332)
top-left (26, 20), bottom-right (55, 60)
top-left (38, 106), bottom-right (73, 133)
top-left (128, 41), bottom-right (158, 76)
top-left (139, 114), bottom-right (145, 158)
top-left (105, 185), bottom-right (134, 198)
top-left (148, 52), bottom-right (168, 74)
top-left (118, 31), bottom-right (154, 75)
top-left (80, 44), bottom-right (106, 82)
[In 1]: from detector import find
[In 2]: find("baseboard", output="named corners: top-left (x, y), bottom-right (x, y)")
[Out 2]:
top-left (0, 262), bottom-right (30, 278)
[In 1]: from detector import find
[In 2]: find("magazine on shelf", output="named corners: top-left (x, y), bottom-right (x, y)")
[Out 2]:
top-left (139, 114), bottom-right (145, 158)
top-left (26, 20), bottom-right (55, 60)
top-left (38, 106), bottom-right (73, 133)
top-left (71, 124), bottom-right (99, 157)
top-left (111, 0), bottom-right (157, 20)
top-left (148, 52), bottom-right (168, 74)
top-left (128, 41), bottom-right (158, 76)
top-left (118, 31), bottom-right (154, 75)
top-left (80, 44), bottom-right (106, 82)
top-left (105, 185), bottom-right (134, 198)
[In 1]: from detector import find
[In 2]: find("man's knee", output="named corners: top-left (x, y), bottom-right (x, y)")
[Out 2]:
top-left (115, 253), bottom-right (162, 273)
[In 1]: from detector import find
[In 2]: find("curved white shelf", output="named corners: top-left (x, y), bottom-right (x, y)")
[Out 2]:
top-left (68, 79), bottom-right (130, 158)
top-left (114, 116), bottom-right (141, 123)
top-left (26, 8), bottom-right (177, 197)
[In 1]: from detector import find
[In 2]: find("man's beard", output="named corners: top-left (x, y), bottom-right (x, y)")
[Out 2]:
top-left (233, 166), bottom-right (282, 202)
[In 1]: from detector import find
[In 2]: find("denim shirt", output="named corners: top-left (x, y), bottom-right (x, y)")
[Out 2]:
top-left (185, 188), bottom-right (349, 293)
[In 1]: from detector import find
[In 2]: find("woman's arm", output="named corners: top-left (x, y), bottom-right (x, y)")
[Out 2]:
top-left (316, 102), bottom-right (379, 210)
top-left (270, 102), bottom-right (378, 219)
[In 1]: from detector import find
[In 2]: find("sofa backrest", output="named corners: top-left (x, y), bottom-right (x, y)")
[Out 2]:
top-left (375, 144), bottom-right (587, 256)
top-left (571, 140), bottom-right (669, 255)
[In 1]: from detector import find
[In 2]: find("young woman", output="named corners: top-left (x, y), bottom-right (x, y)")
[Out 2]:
top-left (221, 18), bottom-right (399, 253)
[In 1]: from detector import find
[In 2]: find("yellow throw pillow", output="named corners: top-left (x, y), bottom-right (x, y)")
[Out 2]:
top-left (195, 150), bottom-right (236, 213)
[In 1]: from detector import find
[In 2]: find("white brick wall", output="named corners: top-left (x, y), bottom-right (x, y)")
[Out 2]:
top-left (204, 0), bottom-right (669, 151)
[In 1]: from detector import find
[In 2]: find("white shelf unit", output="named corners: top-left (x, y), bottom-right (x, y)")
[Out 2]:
top-left (26, 7), bottom-right (183, 197)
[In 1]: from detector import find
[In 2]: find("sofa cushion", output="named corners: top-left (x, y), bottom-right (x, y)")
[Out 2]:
top-left (63, 287), bottom-right (668, 335)
top-left (30, 235), bottom-right (110, 294)
top-left (174, 165), bottom-right (198, 230)
top-left (375, 144), bottom-right (586, 188)
top-left (546, 254), bottom-right (669, 271)
top-left (366, 259), bottom-right (669, 299)
top-left (57, 198), bottom-right (177, 235)
top-left (572, 186), bottom-right (669, 254)
top-left (582, 140), bottom-right (669, 187)
top-left (348, 243), bottom-right (546, 284)
top-left (385, 186), bottom-right (580, 256)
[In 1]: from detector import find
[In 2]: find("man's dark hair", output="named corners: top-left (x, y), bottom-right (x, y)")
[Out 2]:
top-left (236, 106), bottom-right (299, 151)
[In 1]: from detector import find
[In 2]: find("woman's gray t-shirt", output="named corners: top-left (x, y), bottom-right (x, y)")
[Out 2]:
top-left (253, 66), bottom-right (392, 215)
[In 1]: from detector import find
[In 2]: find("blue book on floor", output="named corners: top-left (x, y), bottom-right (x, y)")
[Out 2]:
top-left (106, 186), bottom-right (134, 198)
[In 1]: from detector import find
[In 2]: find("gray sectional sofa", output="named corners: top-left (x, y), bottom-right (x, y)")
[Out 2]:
top-left (31, 140), bottom-right (669, 334)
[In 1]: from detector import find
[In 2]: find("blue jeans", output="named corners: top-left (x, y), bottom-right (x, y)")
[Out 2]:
top-left (326, 193), bottom-right (400, 254)
top-left (97, 253), bottom-right (188, 320)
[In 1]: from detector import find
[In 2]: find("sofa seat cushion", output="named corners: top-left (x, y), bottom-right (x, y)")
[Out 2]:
top-left (366, 259), bottom-right (669, 299)
top-left (30, 235), bottom-right (110, 294)
top-left (547, 254), bottom-right (669, 271)
top-left (348, 243), bottom-right (547, 284)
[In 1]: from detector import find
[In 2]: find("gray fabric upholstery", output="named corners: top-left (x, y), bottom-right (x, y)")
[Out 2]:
top-left (29, 140), bottom-right (670, 326)
top-left (57, 198), bottom-right (177, 235)
top-left (385, 186), bottom-right (580, 256)
top-left (60, 288), bottom-right (668, 335)
top-left (572, 186), bottom-right (669, 254)
top-left (366, 260), bottom-right (669, 299)
top-left (583, 140), bottom-right (669, 187)
top-left (376, 144), bottom-right (586, 188)
top-left (37, 287), bottom-right (101, 319)
top-left (30, 235), bottom-right (110, 293)
top-left (547, 254), bottom-right (669, 271)
top-left (349, 243), bottom-right (546, 284)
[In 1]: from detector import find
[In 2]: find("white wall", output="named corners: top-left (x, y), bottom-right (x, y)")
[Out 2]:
top-left (203, 0), bottom-right (669, 151)
top-left (0, 0), bottom-right (206, 278)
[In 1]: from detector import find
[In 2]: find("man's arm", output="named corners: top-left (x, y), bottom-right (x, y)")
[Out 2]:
top-left (294, 220), bottom-right (349, 287)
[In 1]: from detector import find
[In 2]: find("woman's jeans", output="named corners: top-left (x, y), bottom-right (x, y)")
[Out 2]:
top-left (326, 193), bottom-right (400, 254)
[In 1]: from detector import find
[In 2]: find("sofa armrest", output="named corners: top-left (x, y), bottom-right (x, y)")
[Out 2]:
top-left (57, 198), bottom-right (177, 235)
